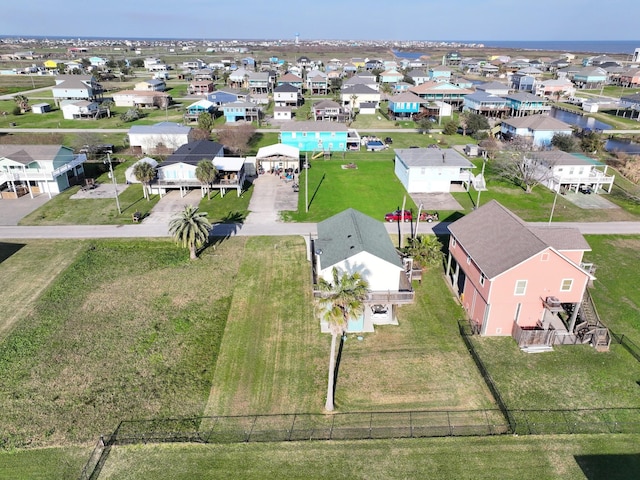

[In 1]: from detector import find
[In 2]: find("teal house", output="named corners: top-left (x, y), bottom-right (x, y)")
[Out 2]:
top-left (279, 121), bottom-right (352, 152)
top-left (388, 92), bottom-right (422, 120)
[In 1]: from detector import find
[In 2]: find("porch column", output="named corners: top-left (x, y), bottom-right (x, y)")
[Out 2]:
top-left (568, 301), bottom-right (581, 332)
top-left (23, 166), bottom-right (33, 199)
top-left (445, 252), bottom-right (453, 279)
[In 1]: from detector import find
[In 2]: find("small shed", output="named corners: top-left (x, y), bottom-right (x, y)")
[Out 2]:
top-left (31, 103), bottom-right (51, 114)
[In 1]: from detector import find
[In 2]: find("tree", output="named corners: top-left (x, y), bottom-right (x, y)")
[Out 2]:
top-left (216, 123), bottom-right (256, 156)
top-left (443, 120), bottom-right (458, 136)
top-left (478, 137), bottom-right (499, 159)
top-left (168, 205), bottom-right (212, 260)
top-left (195, 159), bottom-right (218, 200)
top-left (120, 108), bottom-right (141, 122)
top-left (580, 131), bottom-right (605, 154)
top-left (466, 113), bottom-right (490, 137)
top-left (494, 138), bottom-right (554, 193)
top-left (551, 133), bottom-right (577, 152)
top-left (132, 161), bottom-right (156, 200)
top-left (458, 111), bottom-right (470, 136)
top-left (417, 117), bottom-right (432, 135)
top-left (197, 112), bottom-right (214, 133)
top-left (405, 234), bottom-right (443, 270)
top-left (316, 267), bottom-right (369, 412)
top-left (13, 95), bottom-right (29, 113)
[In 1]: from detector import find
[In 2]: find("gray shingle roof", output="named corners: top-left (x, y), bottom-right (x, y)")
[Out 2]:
top-left (447, 200), bottom-right (590, 278)
top-left (394, 148), bottom-right (474, 168)
top-left (163, 140), bottom-right (223, 166)
top-left (316, 208), bottom-right (402, 270)
top-left (0, 145), bottom-right (67, 164)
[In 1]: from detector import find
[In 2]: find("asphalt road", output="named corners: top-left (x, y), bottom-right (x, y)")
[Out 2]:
top-left (1, 220), bottom-right (640, 241)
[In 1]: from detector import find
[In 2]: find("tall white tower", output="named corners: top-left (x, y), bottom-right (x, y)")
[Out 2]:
top-left (295, 32), bottom-right (300, 45)
top-left (633, 48), bottom-right (640, 64)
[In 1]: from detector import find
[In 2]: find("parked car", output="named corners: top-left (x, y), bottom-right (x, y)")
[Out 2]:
top-left (419, 211), bottom-right (439, 222)
top-left (384, 137), bottom-right (393, 144)
top-left (578, 185), bottom-right (592, 194)
top-left (385, 210), bottom-right (412, 222)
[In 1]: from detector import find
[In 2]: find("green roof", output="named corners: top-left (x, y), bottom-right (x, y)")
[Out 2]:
top-left (316, 209), bottom-right (402, 270)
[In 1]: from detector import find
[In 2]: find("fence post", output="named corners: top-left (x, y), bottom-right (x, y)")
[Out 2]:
top-left (288, 414), bottom-right (296, 441)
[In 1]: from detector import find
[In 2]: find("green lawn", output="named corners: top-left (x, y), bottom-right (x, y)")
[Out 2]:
top-left (19, 160), bottom-right (160, 225)
top-left (93, 434), bottom-right (640, 480)
top-left (0, 238), bottom-right (242, 448)
top-left (0, 446), bottom-right (90, 480)
top-left (284, 155), bottom-right (418, 222)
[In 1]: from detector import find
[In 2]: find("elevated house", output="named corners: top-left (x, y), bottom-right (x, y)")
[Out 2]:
top-left (220, 100), bottom-right (261, 123)
top-left (313, 100), bottom-right (348, 122)
top-left (0, 145), bottom-right (86, 198)
top-left (525, 150), bottom-right (614, 194)
top-left (188, 80), bottom-right (214, 95)
top-left (60, 100), bottom-right (103, 120)
top-left (615, 68), bottom-right (640, 88)
top-left (277, 72), bottom-right (304, 90)
top-left (134, 79), bottom-right (166, 92)
top-left (340, 84), bottom-right (380, 110)
top-left (387, 91), bottom-right (423, 120)
top-left (463, 91), bottom-right (509, 118)
top-left (273, 83), bottom-right (300, 107)
top-left (128, 122), bottom-right (194, 155)
top-left (306, 70), bottom-right (329, 94)
top-left (52, 75), bottom-right (103, 106)
top-left (407, 69), bottom-right (429, 86)
top-left (112, 90), bottom-right (171, 109)
top-left (279, 121), bottom-right (359, 152)
top-left (247, 71), bottom-right (273, 94)
top-left (150, 140), bottom-right (244, 197)
top-left (380, 69), bottom-right (404, 84)
top-left (476, 81), bottom-right (510, 97)
top-left (446, 200), bottom-right (609, 351)
top-left (504, 92), bottom-right (550, 117)
top-left (208, 88), bottom-right (249, 106)
top-left (184, 99), bottom-right (216, 122)
top-left (572, 67), bottom-right (608, 89)
top-left (409, 81), bottom-right (473, 108)
top-left (394, 148), bottom-right (474, 193)
top-left (534, 78), bottom-right (576, 99)
top-left (428, 66), bottom-right (453, 82)
top-left (312, 208), bottom-right (414, 333)
top-left (500, 114), bottom-right (572, 147)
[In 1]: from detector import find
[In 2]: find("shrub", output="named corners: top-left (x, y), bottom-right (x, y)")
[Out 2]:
top-left (12, 106), bottom-right (21, 116)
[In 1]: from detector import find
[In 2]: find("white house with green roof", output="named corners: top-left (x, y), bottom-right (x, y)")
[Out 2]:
top-left (313, 209), bottom-right (414, 333)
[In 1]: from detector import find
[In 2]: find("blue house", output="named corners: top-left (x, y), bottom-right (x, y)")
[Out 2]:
top-left (504, 92), bottom-right (550, 117)
top-left (428, 66), bottom-right (452, 82)
top-left (221, 100), bottom-right (261, 123)
top-left (463, 91), bottom-right (509, 118)
top-left (388, 92), bottom-right (422, 120)
top-left (208, 89), bottom-right (248, 106)
top-left (572, 67), bottom-right (607, 89)
top-left (279, 121), bottom-right (351, 152)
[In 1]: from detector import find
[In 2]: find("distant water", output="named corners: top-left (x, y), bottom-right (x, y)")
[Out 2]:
top-left (394, 40), bottom-right (639, 57)
top-left (549, 108), bottom-right (611, 131)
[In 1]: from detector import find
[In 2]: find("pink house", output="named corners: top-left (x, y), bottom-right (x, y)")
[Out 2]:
top-left (445, 201), bottom-right (609, 351)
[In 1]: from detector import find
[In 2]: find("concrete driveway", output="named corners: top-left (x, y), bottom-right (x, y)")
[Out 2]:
top-left (561, 192), bottom-right (619, 209)
top-left (0, 193), bottom-right (52, 225)
top-left (143, 190), bottom-right (202, 224)
top-left (245, 173), bottom-right (298, 225)
top-left (409, 192), bottom-right (465, 212)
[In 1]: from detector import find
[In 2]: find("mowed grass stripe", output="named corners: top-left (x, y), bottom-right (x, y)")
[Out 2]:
top-left (0, 240), bottom-right (84, 338)
top-left (204, 236), bottom-right (322, 417)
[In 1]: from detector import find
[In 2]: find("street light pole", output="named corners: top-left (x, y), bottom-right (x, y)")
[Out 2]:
top-left (105, 152), bottom-right (121, 214)
top-left (475, 151), bottom-right (487, 209)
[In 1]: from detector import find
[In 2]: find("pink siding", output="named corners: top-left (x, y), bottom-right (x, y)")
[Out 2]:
top-left (486, 249), bottom-right (590, 335)
top-left (557, 249), bottom-right (585, 266)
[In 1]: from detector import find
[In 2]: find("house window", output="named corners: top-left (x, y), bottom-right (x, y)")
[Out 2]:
top-left (514, 280), bottom-right (527, 296)
top-left (541, 253), bottom-right (549, 262)
top-left (466, 255), bottom-right (471, 265)
top-left (514, 303), bottom-right (522, 322)
top-left (560, 279), bottom-right (573, 291)
top-left (291, 132), bottom-right (296, 138)
top-left (480, 272), bottom-right (486, 286)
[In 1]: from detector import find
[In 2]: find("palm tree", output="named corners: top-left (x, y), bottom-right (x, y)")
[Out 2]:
top-left (132, 161), bottom-right (156, 200)
top-left (195, 159), bottom-right (217, 199)
top-left (405, 234), bottom-right (443, 270)
top-left (168, 205), bottom-right (212, 260)
top-left (316, 267), bottom-right (369, 412)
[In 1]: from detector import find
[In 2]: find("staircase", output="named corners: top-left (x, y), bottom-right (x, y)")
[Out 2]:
top-left (577, 290), bottom-right (611, 352)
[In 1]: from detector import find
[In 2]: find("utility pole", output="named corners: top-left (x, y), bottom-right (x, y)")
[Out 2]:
top-left (475, 151), bottom-right (487, 209)
top-left (548, 188), bottom-right (559, 226)
top-left (105, 153), bottom-right (121, 214)
top-left (305, 152), bottom-right (309, 213)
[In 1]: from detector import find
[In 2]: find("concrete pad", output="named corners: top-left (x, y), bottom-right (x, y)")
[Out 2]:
top-left (245, 173), bottom-right (299, 225)
top-left (409, 192), bottom-right (465, 212)
top-left (70, 182), bottom-right (128, 199)
top-left (561, 192), bottom-right (619, 210)
top-left (0, 193), bottom-right (52, 225)
top-left (143, 189), bottom-right (202, 225)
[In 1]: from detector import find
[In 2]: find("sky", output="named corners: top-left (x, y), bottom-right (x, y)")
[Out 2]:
top-left (1, 0), bottom-right (639, 42)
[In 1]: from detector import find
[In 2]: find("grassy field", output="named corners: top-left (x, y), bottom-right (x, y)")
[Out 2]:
top-left (92, 434), bottom-right (640, 480)
top-left (0, 240), bottom-right (84, 338)
top-left (205, 238), bottom-right (493, 417)
top-left (583, 235), bottom-right (640, 345)
top-left (0, 445), bottom-right (90, 480)
top-left (0, 238), bottom-right (243, 448)
top-left (284, 155), bottom-right (418, 222)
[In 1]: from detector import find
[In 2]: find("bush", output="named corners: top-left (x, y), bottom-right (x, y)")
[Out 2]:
top-left (12, 106), bottom-right (21, 116)
top-left (443, 120), bottom-right (458, 135)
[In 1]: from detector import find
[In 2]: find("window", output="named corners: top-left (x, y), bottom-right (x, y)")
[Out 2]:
top-left (560, 279), bottom-right (573, 291)
top-left (466, 255), bottom-right (471, 265)
top-left (480, 272), bottom-right (486, 286)
top-left (514, 280), bottom-right (527, 296)
top-left (541, 253), bottom-right (549, 262)
top-left (451, 237), bottom-right (456, 248)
